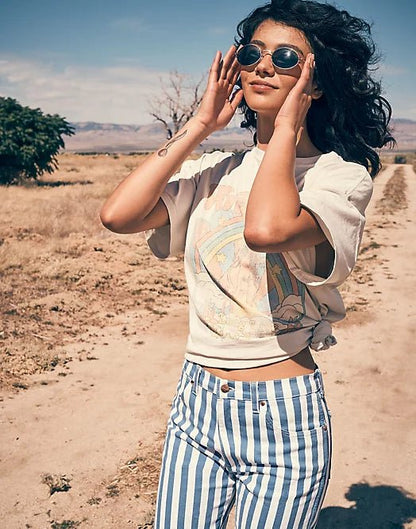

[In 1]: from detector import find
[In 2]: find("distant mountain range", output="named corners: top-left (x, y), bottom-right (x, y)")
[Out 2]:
top-left (64, 118), bottom-right (416, 153)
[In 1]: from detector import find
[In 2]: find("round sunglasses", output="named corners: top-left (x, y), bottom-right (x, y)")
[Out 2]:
top-left (236, 43), bottom-right (304, 70)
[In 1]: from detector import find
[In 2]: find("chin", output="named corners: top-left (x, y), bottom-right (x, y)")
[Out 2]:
top-left (245, 99), bottom-right (282, 117)
top-left (243, 93), bottom-right (284, 115)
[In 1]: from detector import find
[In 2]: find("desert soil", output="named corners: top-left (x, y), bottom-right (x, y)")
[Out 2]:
top-left (0, 156), bottom-right (415, 529)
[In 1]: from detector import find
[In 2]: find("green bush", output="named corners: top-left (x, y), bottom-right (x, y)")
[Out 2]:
top-left (0, 97), bottom-right (74, 184)
top-left (394, 155), bottom-right (407, 164)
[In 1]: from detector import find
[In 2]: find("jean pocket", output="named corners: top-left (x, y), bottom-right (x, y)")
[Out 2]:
top-left (262, 390), bottom-right (329, 437)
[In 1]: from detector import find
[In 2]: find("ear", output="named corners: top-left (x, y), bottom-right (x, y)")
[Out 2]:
top-left (311, 70), bottom-right (323, 99)
top-left (311, 84), bottom-right (323, 100)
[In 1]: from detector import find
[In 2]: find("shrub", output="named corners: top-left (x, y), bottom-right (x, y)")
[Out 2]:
top-left (0, 97), bottom-right (74, 184)
top-left (394, 155), bottom-right (407, 164)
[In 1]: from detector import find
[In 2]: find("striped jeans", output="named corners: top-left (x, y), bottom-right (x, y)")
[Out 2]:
top-left (154, 359), bottom-right (332, 529)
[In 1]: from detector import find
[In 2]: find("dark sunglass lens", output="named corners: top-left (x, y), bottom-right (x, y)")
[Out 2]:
top-left (272, 48), bottom-right (299, 69)
top-left (237, 44), bottom-right (261, 66)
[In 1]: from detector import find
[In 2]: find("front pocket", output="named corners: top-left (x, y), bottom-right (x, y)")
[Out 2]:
top-left (176, 371), bottom-right (196, 404)
top-left (262, 390), bottom-right (329, 436)
top-left (168, 371), bottom-right (196, 423)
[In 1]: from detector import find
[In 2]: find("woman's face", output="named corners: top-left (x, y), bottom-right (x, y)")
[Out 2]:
top-left (239, 19), bottom-right (313, 119)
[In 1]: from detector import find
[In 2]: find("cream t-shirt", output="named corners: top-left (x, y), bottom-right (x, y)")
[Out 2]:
top-left (146, 147), bottom-right (373, 368)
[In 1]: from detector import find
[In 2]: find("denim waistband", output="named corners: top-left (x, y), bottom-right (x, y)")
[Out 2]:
top-left (182, 359), bottom-right (324, 401)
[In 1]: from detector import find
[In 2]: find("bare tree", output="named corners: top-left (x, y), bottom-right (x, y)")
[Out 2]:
top-left (148, 70), bottom-right (206, 139)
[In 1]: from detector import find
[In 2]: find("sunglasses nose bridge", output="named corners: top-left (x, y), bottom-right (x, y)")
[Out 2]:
top-left (261, 49), bottom-right (273, 59)
top-left (257, 49), bottom-right (274, 68)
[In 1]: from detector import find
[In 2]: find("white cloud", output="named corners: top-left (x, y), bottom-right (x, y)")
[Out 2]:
top-left (109, 17), bottom-right (147, 32)
top-left (0, 56), bottom-right (172, 124)
top-left (2, 55), bottom-right (412, 124)
top-left (377, 63), bottom-right (409, 76)
top-left (207, 26), bottom-right (229, 36)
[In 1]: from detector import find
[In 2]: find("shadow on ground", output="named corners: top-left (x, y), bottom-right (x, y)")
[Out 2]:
top-left (317, 482), bottom-right (416, 529)
top-left (34, 179), bottom-right (93, 187)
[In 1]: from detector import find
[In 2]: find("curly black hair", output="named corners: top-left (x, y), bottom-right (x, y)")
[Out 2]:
top-left (235, 0), bottom-right (395, 177)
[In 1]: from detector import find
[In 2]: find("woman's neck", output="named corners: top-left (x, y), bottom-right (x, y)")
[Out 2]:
top-left (255, 114), bottom-right (322, 158)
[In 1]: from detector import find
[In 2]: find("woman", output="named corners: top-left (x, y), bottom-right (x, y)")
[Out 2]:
top-left (100, 0), bottom-right (393, 527)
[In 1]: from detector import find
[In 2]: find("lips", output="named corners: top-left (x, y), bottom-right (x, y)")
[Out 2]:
top-left (249, 80), bottom-right (277, 89)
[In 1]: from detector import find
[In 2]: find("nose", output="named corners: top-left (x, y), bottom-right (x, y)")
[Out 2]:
top-left (255, 50), bottom-right (275, 76)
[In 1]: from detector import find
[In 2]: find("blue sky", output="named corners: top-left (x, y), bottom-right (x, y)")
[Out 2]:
top-left (0, 0), bottom-right (414, 124)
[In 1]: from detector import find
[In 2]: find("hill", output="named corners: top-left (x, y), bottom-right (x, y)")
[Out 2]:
top-left (64, 121), bottom-right (253, 153)
top-left (64, 118), bottom-right (416, 153)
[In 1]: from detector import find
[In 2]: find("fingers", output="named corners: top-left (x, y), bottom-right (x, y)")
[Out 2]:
top-left (229, 55), bottom-right (241, 82)
top-left (221, 44), bottom-right (238, 79)
top-left (208, 50), bottom-right (222, 85)
top-left (226, 62), bottom-right (241, 98)
top-left (207, 45), bottom-right (241, 106)
top-left (229, 88), bottom-right (244, 112)
top-left (209, 45), bottom-right (241, 84)
top-left (296, 126), bottom-right (304, 146)
top-left (297, 53), bottom-right (315, 94)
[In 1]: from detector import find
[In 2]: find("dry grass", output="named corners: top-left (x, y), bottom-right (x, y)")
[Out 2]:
top-left (1, 155), bottom-right (410, 389)
top-left (41, 473), bottom-right (72, 496)
top-left (380, 151), bottom-right (416, 167)
top-left (339, 164), bottom-right (408, 325)
top-left (105, 431), bottom-right (165, 504)
top-left (97, 431), bottom-right (166, 526)
top-left (0, 155), bottom-right (411, 527)
top-left (0, 153), bottom-right (134, 242)
top-left (0, 153), bottom-right (188, 391)
top-left (376, 166), bottom-right (408, 215)
top-left (50, 520), bottom-right (83, 529)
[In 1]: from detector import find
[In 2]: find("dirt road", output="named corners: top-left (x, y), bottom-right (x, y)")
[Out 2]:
top-left (1, 164), bottom-right (415, 529)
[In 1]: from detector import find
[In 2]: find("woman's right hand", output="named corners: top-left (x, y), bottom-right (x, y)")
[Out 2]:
top-left (100, 46), bottom-right (243, 235)
top-left (195, 45), bottom-right (244, 133)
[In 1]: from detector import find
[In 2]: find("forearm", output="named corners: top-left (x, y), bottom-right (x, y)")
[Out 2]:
top-left (245, 126), bottom-right (299, 239)
top-left (100, 117), bottom-right (212, 232)
top-left (244, 125), bottom-right (325, 252)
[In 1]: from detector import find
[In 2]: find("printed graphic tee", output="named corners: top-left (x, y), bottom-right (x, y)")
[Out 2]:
top-left (146, 147), bottom-right (373, 368)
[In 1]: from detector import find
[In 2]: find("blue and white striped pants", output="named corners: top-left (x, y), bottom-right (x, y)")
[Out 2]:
top-left (154, 359), bottom-right (332, 528)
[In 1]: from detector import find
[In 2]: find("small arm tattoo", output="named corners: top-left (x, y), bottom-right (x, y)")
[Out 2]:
top-left (158, 131), bottom-right (188, 157)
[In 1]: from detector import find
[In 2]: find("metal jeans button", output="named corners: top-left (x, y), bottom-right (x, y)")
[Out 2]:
top-left (221, 383), bottom-right (230, 393)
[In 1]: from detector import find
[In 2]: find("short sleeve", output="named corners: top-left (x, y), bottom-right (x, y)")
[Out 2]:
top-left (285, 153), bottom-right (373, 287)
top-left (145, 155), bottom-right (205, 259)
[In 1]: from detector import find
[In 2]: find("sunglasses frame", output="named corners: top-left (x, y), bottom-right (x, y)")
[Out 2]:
top-left (236, 43), bottom-right (305, 70)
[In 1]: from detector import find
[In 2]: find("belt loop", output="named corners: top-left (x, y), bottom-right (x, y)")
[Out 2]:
top-left (315, 369), bottom-right (324, 396)
top-left (191, 363), bottom-right (202, 395)
top-left (251, 382), bottom-right (259, 413)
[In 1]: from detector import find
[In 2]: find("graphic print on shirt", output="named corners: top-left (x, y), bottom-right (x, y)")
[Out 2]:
top-left (188, 182), bottom-right (306, 340)
top-left (266, 253), bottom-right (305, 333)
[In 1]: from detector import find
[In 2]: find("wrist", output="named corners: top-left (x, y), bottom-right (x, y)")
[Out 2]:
top-left (273, 121), bottom-right (297, 136)
top-left (271, 125), bottom-right (297, 147)
top-left (191, 114), bottom-right (216, 136)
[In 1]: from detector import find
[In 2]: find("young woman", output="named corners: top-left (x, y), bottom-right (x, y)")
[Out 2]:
top-left (100, 0), bottom-right (393, 527)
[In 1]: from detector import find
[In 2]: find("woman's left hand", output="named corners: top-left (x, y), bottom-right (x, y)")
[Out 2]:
top-left (274, 53), bottom-right (315, 136)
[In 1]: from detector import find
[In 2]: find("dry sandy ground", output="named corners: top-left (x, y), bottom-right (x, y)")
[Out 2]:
top-left (1, 161), bottom-right (415, 528)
